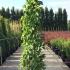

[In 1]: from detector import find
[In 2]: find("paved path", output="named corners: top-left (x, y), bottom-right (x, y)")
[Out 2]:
top-left (43, 45), bottom-right (70, 70)
top-left (0, 46), bottom-right (70, 70)
top-left (0, 47), bottom-right (22, 70)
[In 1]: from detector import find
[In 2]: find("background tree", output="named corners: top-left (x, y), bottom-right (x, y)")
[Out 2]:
top-left (0, 10), bottom-right (2, 16)
top-left (11, 7), bottom-right (16, 20)
top-left (58, 8), bottom-right (63, 30)
top-left (5, 8), bottom-right (10, 19)
top-left (54, 13), bottom-right (58, 30)
top-left (1, 7), bottom-right (6, 17)
top-left (15, 9), bottom-right (20, 20)
top-left (40, 8), bottom-right (45, 30)
top-left (19, 9), bottom-right (23, 18)
top-left (49, 8), bottom-right (54, 30)
top-left (68, 20), bottom-right (70, 30)
top-left (1, 17), bottom-right (7, 36)
top-left (63, 9), bottom-right (67, 30)
top-left (44, 7), bottom-right (49, 31)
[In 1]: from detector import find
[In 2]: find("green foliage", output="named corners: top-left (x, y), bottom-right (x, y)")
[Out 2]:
top-left (1, 7), bottom-right (6, 17)
top-left (0, 7), bottom-right (23, 20)
top-left (20, 0), bottom-right (45, 70)
top-left (41, 7), bottom-right (68, 31)
top-left (62, 40), bottom-right (70, 59)
top-left (5, 8), bottom-right (10, 19)
top-left (40, 8), bottom-right (45, 31)
top-left (0, 16), bottom-right (20, 65)
top-left (50, 38), bottom-right (64, 50)
top-left (58, 8), bottom-right (63, 30)
top-left (50, 38), bottom-right (70, 59)
top-left (49, 8), bottom-right (54, 30)
top-left (63, 9), bottom-right (67, 30)
top-left (54, 13), bottom-right (58, 30)
top-left (1, 17), bottom-right (7, 36)
top-left (68, 21), bottom-right (70, 31)
top-left (44, 7), bottom-right (49, 31)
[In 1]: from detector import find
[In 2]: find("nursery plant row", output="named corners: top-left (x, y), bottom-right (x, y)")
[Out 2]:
top-left (0, 36), bottom-right (20, 65)
top-left (43, 31), bottom-right (70, 43)
top-left (0, 17), bottom-right (21, 65)
top-left (49, 38), bottom-right (70, 67)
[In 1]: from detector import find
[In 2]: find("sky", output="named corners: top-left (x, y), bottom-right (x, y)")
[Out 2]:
top-left (0, 0), bottom-right (70, 20)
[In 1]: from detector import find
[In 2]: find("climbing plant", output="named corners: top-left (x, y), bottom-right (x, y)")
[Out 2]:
top-left (20, 0), bottom-right (45, 70)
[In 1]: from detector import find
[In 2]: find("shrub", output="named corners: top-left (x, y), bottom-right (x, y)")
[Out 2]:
top-left (50, 38), bottom-right (70, 59)
top-left (0, 16), bottom-right (20, 65)
top-left (62, 40), bottom-right (70, 59)
top-left (50, 38), bottom-right (64, 50)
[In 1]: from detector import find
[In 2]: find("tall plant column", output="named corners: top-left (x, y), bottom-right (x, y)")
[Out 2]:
top-left (20, 0), bottom-right (45, 70)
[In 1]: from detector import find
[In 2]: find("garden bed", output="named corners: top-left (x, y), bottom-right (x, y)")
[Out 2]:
top-left (0, 36), bottom-right (20, 65)
top-left (42, 31), bottom-right (70, 68)
top-left (47, 39), bottom-right (70, 68)
top-left (42, 31), bottom-right (70, 43)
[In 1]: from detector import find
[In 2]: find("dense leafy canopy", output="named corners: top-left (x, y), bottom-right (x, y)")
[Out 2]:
top-left (20, 0), bottom-right (45, 70)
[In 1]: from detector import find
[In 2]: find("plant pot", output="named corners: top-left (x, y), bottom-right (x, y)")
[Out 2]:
top-left (53, 47), bottom-right (60, 54)
top-left (60, 52), bottom-right (67, 61)
top-left (64, 59), bottom-right (70, 67)
top-left (58, 51), bottom-right (61, 56)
